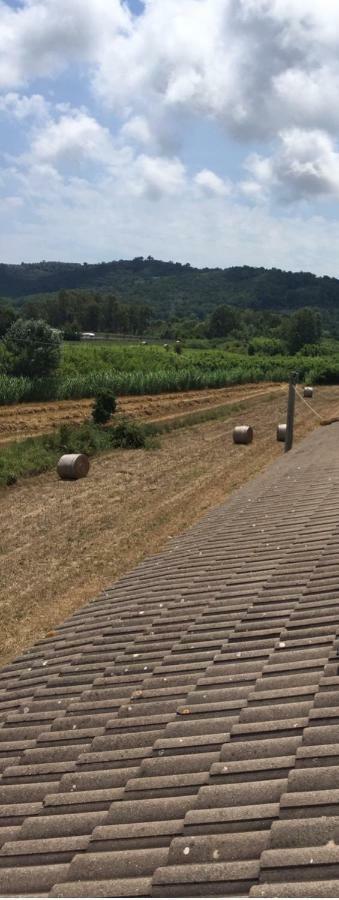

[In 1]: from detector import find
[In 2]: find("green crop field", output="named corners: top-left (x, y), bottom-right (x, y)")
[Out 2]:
top-left (1, 340), bottom-right (339, 405)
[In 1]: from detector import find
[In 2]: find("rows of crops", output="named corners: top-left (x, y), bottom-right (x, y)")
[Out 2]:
top-left (1, 342), bottom-right (339, 405)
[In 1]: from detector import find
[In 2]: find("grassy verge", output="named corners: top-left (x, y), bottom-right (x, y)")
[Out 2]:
top-left (144, 401), bottom-right (243, 434)
top-left (0, 420), bottom-right (151, 487)
top-left (0, 400), bottom-right (250, 488)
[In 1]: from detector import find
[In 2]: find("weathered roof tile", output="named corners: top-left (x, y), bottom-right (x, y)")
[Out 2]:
top-left (1, 425), bottom-right (339, 895)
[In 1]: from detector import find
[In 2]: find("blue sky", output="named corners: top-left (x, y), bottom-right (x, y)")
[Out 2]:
top-left (1, 0), bottom-right (339, 275)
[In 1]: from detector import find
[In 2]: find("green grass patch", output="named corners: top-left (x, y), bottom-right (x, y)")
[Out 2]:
top-left (144, 402), bottom-right (244, 436)
top-left (0, 420), bottom-right (151, 488)
top-left (0, 398), bottom-right (251, 487)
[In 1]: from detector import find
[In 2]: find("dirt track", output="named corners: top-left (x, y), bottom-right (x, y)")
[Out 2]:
top-left (1, 383), bottom-right (339, 666)
top-left (0, 383), bottom-right (283, 444)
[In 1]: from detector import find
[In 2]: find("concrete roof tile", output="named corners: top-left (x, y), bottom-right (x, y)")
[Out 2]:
top-left (1, 425), bottom-right (339, 895)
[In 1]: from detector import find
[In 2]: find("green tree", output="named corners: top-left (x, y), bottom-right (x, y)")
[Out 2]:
top-left (92, 389), bottom-right (117, 424)
top-left (63, 322), bottom-right (81, 341)
top-left (284, 308), bottom-right (322, 354)
top-left (0, 304), bottom-right (16, 337)
top-left (207, 305), bottom-right (237, 338)
top-left (4, 318), bottom-right (61, 378)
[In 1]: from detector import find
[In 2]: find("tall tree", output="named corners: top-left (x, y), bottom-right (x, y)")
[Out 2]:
top-left (207, 305), bottom-right (237, 338)
top-left (0, 304), bottom-right (16, 337)
top-left (4, 319), bottom-right (61, 379)
top-left (284, 308), bottom-right (322, 353)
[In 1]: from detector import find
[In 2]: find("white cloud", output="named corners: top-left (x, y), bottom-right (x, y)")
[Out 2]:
top-left (245, 129), bottom-right (339, 202)
top-left (89, 0), bottom-right (339, 206)
top-left (4, 0), bottom-right (339, 146)
top-left (30, 110), bottom-right (117, 166)
top-left (92, 0), bottom-right (339, 140)
top-left (0, 91), bottom-right (49, 119)
top-left (3, 0), bottom-right (339, 264)
top-left (195, 169), bottom-right (231, 196)
top-left (2, 159), bottom-right (339, 279)
top-left (274, 66), bottom-right (339, 134)
top-left (132, 154), bottom-right (186, 198)
top-left (0, 0), bottom-right (130, 87)
top-left (120, 115), bottom-right (153, 146)
top-left (2, 194), bottom-right (23, 209)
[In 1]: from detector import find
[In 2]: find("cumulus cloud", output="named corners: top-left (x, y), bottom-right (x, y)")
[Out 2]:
top-left (120, 115), bottom-right (153, 147)
top-left (245, 129), bottom-right (339, 202)
top-left (195, 169), bottom-right (231, 196)
top-left (92, 0), bottom-right (339, 140)
top-left (2, 156), bottom-right (339, 279)
top-left (132, 154), bottom-right (186, 198)
top-left (0, 91), bottom-right (49, 119)
top-left (3, 1), bottom-right (339, 142)
top-left (3, 0), bottom-right (339, 264)
top-left (30, 110), bottom-right (117, 166)
top-left (0, 0), bottom-right (130, 87)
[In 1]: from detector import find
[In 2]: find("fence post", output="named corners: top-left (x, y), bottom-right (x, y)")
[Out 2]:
top-left (285, 371), bottom-right (298, 453)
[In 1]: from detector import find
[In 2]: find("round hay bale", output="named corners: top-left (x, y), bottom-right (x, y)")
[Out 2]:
top-left (233, 425), bottom-right (253, 445)
top-left (277, 423), bottom-right (287, 442)
top-left (57, 453), bottom-right (90, 481)
top-left (303, 386), bottom-right (313, 398)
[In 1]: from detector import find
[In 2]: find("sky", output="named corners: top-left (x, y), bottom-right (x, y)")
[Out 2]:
top-left (1, 1), bottom-right (339, 275)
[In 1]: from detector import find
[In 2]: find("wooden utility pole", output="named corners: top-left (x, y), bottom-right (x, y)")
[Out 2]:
top-left (285, 371), bottom-right (298, 453)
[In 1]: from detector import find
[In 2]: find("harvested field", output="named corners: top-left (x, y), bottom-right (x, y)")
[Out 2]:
top-left (0, 382), bottom-right (283, 444)
top-left (0, 383), bottom-right (338, 666)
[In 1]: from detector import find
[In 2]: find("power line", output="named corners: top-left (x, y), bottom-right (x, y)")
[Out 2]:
top-left (295, 387), bottom-right (323, 421)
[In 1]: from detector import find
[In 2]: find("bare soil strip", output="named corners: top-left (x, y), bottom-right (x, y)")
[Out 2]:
top-left (1, 384), bottom-right (338, 666)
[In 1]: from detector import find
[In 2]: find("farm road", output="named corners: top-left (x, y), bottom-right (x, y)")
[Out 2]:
top-left (1, 384), bottom-right (339, 666)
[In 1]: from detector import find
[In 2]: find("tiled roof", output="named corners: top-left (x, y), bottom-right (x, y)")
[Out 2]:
top-left (1, 425), bottom-right (339, 897)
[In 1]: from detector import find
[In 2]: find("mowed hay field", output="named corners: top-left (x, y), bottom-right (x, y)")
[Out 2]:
top-left (0, 382), bottom-right (283, 444)
top-left (1, 383), bottom-right (339, 665)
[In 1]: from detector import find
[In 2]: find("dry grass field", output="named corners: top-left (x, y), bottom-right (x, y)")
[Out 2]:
top-left (0, 382), bottom-right (283, 444)
top-left (1, 383), bottom-right (339, 666)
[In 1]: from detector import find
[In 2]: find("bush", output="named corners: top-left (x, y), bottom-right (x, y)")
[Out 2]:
top-left (111, 419), bottom-right (148, 449)
top-left (4, 319), bottom-right (61, 379)
top-left (248, 337), bottom-right (285, 356)
top-left (63, 323), bottom-right (81, 341)
top-left (0, 374), bottom-right (28, 404)
top-left (92, 389), bottom-right (117, 424)
top-left (295, 343), bottom-right (321, 358)
top-left (45, 422), bottom-right (107, 457)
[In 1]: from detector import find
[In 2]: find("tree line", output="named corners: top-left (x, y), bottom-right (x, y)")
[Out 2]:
top-left (0, 286), bottom-right (323, 355)
top-left (2, 259), bottom-right (339, 318)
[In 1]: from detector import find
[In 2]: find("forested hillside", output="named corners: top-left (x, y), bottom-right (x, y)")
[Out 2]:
top-left (1, 259), bottom-right (339, 316)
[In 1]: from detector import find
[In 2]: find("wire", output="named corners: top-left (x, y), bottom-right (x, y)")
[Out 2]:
top-left (295, 387), bottom-right (323, 421)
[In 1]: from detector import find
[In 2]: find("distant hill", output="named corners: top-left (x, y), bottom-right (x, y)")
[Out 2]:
top-left (1, 258), bottom-right (339, 318)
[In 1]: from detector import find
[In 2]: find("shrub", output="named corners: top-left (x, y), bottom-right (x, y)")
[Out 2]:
top-left (111, 419), bottom-right (148, 449)
top-left (45, 422), bottom-right (107, 457)
top-left (63, 323), bottom-right (81, 341)
top-left (248, 337), bottom-right (285, 356)
top-left (0, 374), bottom-right (28, 404)
top-left (295, 343), bottom-right (321, 358)
top-left (92, 389), bottom-right (117, 424)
